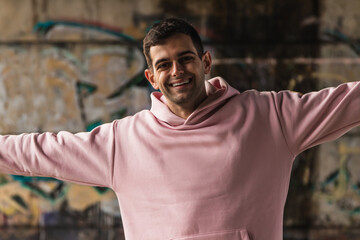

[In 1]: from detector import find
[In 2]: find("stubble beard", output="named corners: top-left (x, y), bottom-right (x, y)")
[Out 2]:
top-left (164, 79), bottom-right (206, 110)
top-left (164, 88), bottom-right (194, 106)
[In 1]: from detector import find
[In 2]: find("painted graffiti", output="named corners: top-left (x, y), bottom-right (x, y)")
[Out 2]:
top-left (0, 20), bottom-right (149, 226)
top-left (0, 10), bottom-right (359, 235)
top-left (34, 20), bottom-right (149, 130)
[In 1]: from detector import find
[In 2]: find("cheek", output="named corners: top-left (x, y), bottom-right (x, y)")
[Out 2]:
top-left (157, 72), bottom-right (168, 84)
top-left (187, 63), bottom-right (202, 74)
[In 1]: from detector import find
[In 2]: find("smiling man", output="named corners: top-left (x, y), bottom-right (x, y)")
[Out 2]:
top-left (0, 17), bottom-right (359, 240)
top-left (144, 31), bottom-right (211, 119)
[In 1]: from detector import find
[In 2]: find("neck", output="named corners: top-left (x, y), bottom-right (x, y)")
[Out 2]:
top-left (167, 103), bottom-right (195, 119)
top-left (167, 94), bottom-right (207, 119)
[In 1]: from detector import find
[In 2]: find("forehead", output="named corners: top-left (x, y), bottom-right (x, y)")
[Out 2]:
top-left (149, 33), bottom-right (197, 62)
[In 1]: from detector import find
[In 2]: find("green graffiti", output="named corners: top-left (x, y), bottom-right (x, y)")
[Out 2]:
top-left (86, 120), bottom-right (103, 131)
top-left (76, 81), bottom-right (97, 97)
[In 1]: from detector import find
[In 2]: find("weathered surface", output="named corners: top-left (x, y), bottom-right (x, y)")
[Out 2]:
top-left (0, 0), bottom-right (358, 239)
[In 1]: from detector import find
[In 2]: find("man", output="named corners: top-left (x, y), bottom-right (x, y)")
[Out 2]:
top-left (143, 19), bottom-right (212, 119)
top-left (0, 17), bottom-right (359, 240)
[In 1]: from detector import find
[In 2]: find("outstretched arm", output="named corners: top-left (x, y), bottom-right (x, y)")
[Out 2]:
top-left (273, 81), bottom-right (360, 156)
top-left (0, 121), bottom-right (117, 188)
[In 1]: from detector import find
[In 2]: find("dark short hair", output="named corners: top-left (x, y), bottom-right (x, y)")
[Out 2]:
top-left (143, 17), bottom-right (204, 69)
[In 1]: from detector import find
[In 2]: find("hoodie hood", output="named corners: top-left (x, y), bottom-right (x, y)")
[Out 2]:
top-left (150, 77), bottom-right (240, 127)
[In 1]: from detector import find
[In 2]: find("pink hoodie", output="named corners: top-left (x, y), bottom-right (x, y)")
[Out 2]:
top-left (0, 77), bottom-right (360, 239)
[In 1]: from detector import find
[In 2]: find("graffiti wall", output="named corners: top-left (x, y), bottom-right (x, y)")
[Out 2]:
top-left (310, 0), bottom-right (360, 230)
top-left (0, 4), bottom-right (150, 238)
top-left (0, 0), bottom-right (359, 239)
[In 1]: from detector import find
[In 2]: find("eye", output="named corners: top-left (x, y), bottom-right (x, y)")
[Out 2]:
top-left (179, 56), bottom-right (194, 63)
top-left (156, 62), bottom-right (171, 70)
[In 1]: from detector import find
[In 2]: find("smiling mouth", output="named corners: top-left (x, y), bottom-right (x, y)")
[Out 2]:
top-left (169, 78), bottom-right (192, 87)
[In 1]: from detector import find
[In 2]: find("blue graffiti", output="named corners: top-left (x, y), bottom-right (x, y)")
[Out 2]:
top-left (33, 20), bottom-right (136, 42)
top-left (323, 28), bottom-right (360, 55)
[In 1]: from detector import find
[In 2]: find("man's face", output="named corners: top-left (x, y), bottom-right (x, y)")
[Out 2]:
top-left (145, 33), bottom-right (211, 113)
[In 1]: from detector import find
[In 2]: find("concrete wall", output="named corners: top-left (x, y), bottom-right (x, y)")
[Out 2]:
top-left (0, 0), bottom-right (358, 239)
top-left (0, 1), bottom-right (152, 239)
top-left (309, 0), bottom-right (360, 232)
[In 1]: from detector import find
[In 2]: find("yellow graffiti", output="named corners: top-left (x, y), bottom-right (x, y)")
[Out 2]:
top-left (315, 143), bottom-right (360, 203)
top-left (0, 182), bottom-right (30, 216)
top-left (66, 184), bottom-right (116, 211)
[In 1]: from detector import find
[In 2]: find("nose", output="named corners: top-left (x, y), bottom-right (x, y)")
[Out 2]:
top-left (171, 61), bottom-right (184, 77)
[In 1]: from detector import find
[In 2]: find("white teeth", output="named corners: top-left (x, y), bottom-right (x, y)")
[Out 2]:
top-left (172, 80), bottom-right (190, 87)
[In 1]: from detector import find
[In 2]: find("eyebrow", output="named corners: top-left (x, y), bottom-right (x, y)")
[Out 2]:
top-left (154, 50), bottom-right (197, 68)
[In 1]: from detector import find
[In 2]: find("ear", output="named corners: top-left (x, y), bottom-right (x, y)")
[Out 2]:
top-left (202, 51), bottom-right (212, 74)
top-left (144, 69), bottom-right (159, 90)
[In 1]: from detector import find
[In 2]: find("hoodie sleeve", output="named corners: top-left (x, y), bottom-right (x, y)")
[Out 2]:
top-left (272, 81), bottom-right (360, 156)
top-left (0, 121), bottom-right (117, 188)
